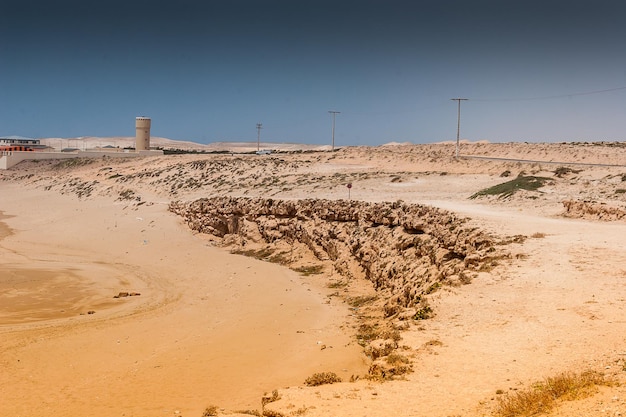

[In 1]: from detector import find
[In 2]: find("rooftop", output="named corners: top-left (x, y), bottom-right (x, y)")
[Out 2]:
top-left (0, 135), bottom-right (36, 141)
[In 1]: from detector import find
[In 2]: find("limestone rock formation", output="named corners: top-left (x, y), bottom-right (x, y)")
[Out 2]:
top-left (169, 197), bottom-right (506, 316)
top-left (563, 200), bottom-right (626, 220)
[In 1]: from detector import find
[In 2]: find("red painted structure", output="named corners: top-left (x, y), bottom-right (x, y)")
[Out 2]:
top-left (0, 146), bottom-right (34, 152)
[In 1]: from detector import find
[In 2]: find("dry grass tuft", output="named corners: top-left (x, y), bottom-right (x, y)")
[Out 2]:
top-left (202, 405), bottom-right (219, 416)
top-left (232, 247), bottom-right (275, 260)
top-left (304, 372), bottom-right (342, 386)
top-left (292, 264), bottom-right (325, 276)
top-left (494, 370), bottom-right (613, 417)
top-left (347, 295), bottom-right (378, 307)
top-left (326, 280), bottom-right (347, 289)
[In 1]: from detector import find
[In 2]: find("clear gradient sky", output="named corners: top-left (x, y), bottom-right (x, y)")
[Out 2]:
top-left (1, 0), bottom-right (625, 145)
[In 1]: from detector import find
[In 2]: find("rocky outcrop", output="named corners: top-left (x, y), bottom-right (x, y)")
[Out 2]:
top-left (563, 200), bottom-right (626, 220)
top-left (169, 197), bottom-right (506, 316)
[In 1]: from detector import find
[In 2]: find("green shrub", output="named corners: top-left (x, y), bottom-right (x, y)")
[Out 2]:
top-left (470, 176), bottom-right (551, 199)
top-left (413, 305), bottom-right (433, 320)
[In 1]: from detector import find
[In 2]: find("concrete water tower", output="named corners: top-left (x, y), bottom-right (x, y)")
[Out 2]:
top-left (135, 117), bottom-right (151, 151)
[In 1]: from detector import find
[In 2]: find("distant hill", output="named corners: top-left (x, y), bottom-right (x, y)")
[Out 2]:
top-left (38, 136), bottom-right (332, 152)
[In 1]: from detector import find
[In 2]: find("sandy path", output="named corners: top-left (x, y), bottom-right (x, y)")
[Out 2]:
top-left (407, 202), bottom-right (626, 415)
top-left (0, 184), bottom-right (368, 416)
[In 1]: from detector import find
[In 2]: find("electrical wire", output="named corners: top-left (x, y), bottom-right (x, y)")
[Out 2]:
top-left (471, 86), bottom-right (626, 102)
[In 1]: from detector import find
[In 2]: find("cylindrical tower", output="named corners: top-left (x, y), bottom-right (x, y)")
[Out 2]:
top-left (135, 117), bottom-right (151, 151)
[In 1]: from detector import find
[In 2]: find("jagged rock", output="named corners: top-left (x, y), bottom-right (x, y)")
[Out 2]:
top-left (169, 197), bottom-right (507, 316)
top-left (398, 308), bottom-right (418, 321)
top-left (114, 291), bottom-right (141, 298)
top-left (563, 199), bottom-right (626, 220)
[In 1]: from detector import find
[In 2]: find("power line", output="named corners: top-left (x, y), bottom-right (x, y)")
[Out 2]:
top-left (472, 86), bottom-right (626, 102)
top-left (340, 101), bottom-right (450, 116)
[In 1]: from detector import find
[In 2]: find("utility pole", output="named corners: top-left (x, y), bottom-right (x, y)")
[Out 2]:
top-left (450, 98), bottom-right (468, 159)
top-left (256, 122), bottom-right (262, 152)
top-left (328, 110), bottom-right (340, 151)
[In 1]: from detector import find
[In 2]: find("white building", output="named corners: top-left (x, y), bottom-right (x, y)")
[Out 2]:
top-left (0, 136), bottom-right (45, 149)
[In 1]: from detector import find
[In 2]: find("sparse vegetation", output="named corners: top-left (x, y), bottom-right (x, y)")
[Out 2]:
top-left (425, 339), bottom-right (443, 347)
top-left (202, 405), bottom-right (219, 416)
top-left (118, 189), bottom-right (138, 201)
top-left (268, 251), bottom-right (290, 265)
top-left (326, 280), bottom-right (347, 288)
top-left (470, 176), bottom-right (551, 199)
top-left (304, 372), bottom-right (342, 386)
top-left (160, 148), bottom-right (233, 155)
top-left (347, 295), bottom-right (378, 308)
top-left (356, 323), bottom-right (380, 346)
top-left (553, 166), bottom-right (582, 178)
top-left (494, 371), bottom-right (613, 417)
top-left (531, 232), bottom-right (546, 238)
top-left (384, 352), bottom-right (413, 377)
top-left (53, 158), bottom-right (95, 169)
top-left (386, 352), bottom-right (410, 366)
top-left (413, 304), bottom-right (433, 320)
top-left (232, 247), bottom-right (275, 260)
top-left (368, 351), bottom-right (413, 381)
top-left (425, 282), bottom-right (441, 294)
top-left (292, 264), bottom-right (325, 276)
top-left (380, 327), bottom-right (402, 343)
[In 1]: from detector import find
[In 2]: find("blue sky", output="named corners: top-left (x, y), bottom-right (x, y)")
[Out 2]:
top-left (1, 0), bottom-right (625, 145)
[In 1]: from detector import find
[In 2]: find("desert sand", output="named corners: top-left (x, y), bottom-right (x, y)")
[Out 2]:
top-left (2, 141), bottom-right (626, 417)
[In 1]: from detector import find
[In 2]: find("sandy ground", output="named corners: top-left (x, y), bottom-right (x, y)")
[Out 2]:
top-left (2, 141), bottom-right (626, 416)
top-left (0, 185), bottom-right (367, 416)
